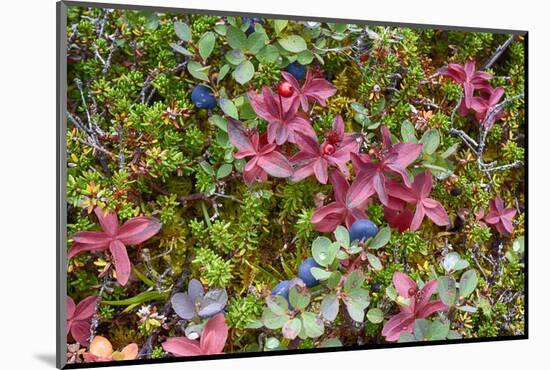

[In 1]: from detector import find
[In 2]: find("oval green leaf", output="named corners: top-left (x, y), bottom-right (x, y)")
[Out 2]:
top-left (198, 32), bottom-right (216, 61)
top-left (366, 308), bottom-right (384, 324)
top-left (232, 60), bottom-right (255, 85)
top-left (279, 35), bottom-right (307, 53)
top-left (459, 269), bottom-right (478, 298)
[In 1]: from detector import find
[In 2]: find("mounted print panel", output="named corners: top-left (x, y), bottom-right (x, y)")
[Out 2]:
top-left (58, 1), bottom-right (527, 368)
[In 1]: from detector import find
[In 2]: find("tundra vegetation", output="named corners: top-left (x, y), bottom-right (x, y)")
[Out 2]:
top-left (64, 6), bottom-right (525, 363)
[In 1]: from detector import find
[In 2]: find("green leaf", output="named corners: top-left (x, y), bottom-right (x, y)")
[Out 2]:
top-left (226, 26), bottom-right (248, 50)
top-left (282, 318), bottom-right (302, 339)
top-left (102, 291), bottom-right (167, 306)
top-left (320, 338), bottom-right (343, 348)
top-left (398, 332), bottom-right (417, 343)
top-left (144, 13), bottom-right (159, 31)
top-left (366, 308), bottom-right (384, 324)
top-left (447, 330), bottom-right (462, 340)
top-left (234, 159), bottom-right (245, 172)
top-left (278, 35), bottom-right (307, 53)
top-left (321, 294), bottom-right (340, 321)
top-left (334, 225), bottom-right (350, 248)
top-left (235, 95), bottom-right (257, 120)
top-left (327, 271), bottom-right (342, 289)
top-left (214, 24), bottom-right (227, 35)
top-left (169, 43), bottom-right (193, 56)
top-left (459, 269), bottom-right (478, 298)
top-left (422, 159), bottom-right (454, 180)
top-left (289, 286), bottom-right (311, 310)
top-left (216, 163), bottom-right (233, 179)
top-left (256, 45), bottom-right (280, 64)
top-left (245, 319), bottom-right (263, 329)
top-left (310, 267), bottom-right (332, 280)
top-left (401, 120), bottom-right (417, 143)
top-left (513, 236), bottom-right (525, 253)
top-left (274, 19), bottom-right (288, 34)
top-left (219, 98), bottom-right (239, 119)
top-left (226, 16), bottom-right (238, 27)
top-left (344, 298), bottom-right (366, 322)
top-left (413, 319), bottom-right (429, 340)
top-left (437, 276), bottom-right (457, 306)
top-left (441, 142), bottom-right (460, 159)
top-left (427, 319), bottom-right (450, 340)
top-left (351, 102), bottom-right (369, 115)
top-left (246, 32), bottom-right (267, 54)
top-left (396, 295), bottom-right (411, 307)
top-left (265, 295), bottom-right (289, 316)
top-left (457, 305), bottom-right (478, 313)
top-left (328, 23), bottom-right (348, 33)
top-left (367, 253), bottom-right (383, 271)
top-left (132, 267), bottom-right (154, 287)
top-left (223, 147), bottom-right (234, 162)
top-left (421, 128), bottom-right (440, 155)
top-left (443, 252), bottom-right (469, 272)
top-left (262, 308), bottom-right (289, 329)
top-left (187, 61), bottom-right (210, 82)
top-left (372, 97), bottom-right (386, 115)
top-left (199, 160), bottom-right (215, 176)
top-left (312, 237), bottom-right (337, 267)
top-left (174, 21), bottom-right (192, 42)
top-left (369, 227), bottom-right (391, 250)
top-left (209, 115), bottom-right (227, 132)
top-left (347, 287), bottom-right (370, 308)
top-left (300, 312), bottom-right (324, 338)
top-left (344, 270), bottom-right (364, 293)
top-left (320, 294), bottom-right (339, 321)
top-left (198, 32), bottom-right (216, 61)
top-left (454, 259), bottom-right (470, 271)
top-left (217, 131), bottom-right (230, 146)
top-left (218, 64), bottom-right (230, 83)
top-left (297, 50), bottom-right (314, 65)
top-left (264, 336), bottom-right (281, 349)
top-left (386, 286), bottom-right (397, 301)
top-left (232, 60), bottom-right (255, 85)
top-left (225, 49), bottom-right (247, 65)
top-left (442, 252), bottom-right (459, 272)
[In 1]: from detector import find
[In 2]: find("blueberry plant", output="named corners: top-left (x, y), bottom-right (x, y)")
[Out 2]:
top-left (65, 6), bottom-right (525, 364)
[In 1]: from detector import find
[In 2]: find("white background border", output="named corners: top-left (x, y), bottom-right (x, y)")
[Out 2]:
top-left (1, 0), bottom-right (544, 369)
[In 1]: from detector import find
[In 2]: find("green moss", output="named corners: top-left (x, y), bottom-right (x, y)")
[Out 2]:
top-left (226, 295), bottom-right (264, 329)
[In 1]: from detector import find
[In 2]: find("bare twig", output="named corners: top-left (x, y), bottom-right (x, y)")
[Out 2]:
top-left (88, 274), bottom-right (110, 347)
top-left (482, 35), bottom-right (516, 71)
top-left (74, 137), bottom-right (117, 158)
top-left (137, 270), bottom-right (188, 358)
top-left (137, 62), bottom-right (188, 104)
top-left (450, 128), bottom-right (478, 153)
top-left (450, 93), bottom-right (524, 178)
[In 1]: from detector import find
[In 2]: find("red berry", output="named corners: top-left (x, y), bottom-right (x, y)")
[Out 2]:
top-left (322, 143), bottom-right (335, 155)
top-left (277, 82), bottom-right (294, 97)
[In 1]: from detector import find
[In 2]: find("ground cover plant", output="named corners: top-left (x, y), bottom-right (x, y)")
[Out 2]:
top-left (64, 6), bottom-right (526, 365)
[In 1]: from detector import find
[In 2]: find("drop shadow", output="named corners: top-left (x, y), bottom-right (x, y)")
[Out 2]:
top-left (34, 353), bottom-right (57, 367)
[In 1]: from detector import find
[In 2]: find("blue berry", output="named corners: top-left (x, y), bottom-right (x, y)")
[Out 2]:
top-left (285, 62), bottom-right (306, 81)
top-left (371, 282), bottom-right (383, 292)
top-left (191, 85), bottom-right (217, 109)
top-left (349, 219), bottom-right (378, 242)
top-left (298, 257), bottom-right (321, 287)
top-left (242, 17), bottom-right (262, 34)
top-left (271, 280), bottom-right (291, 301)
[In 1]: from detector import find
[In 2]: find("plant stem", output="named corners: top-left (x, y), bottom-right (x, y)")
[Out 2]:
top-left (201, 200), bottom-right (212, 228)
